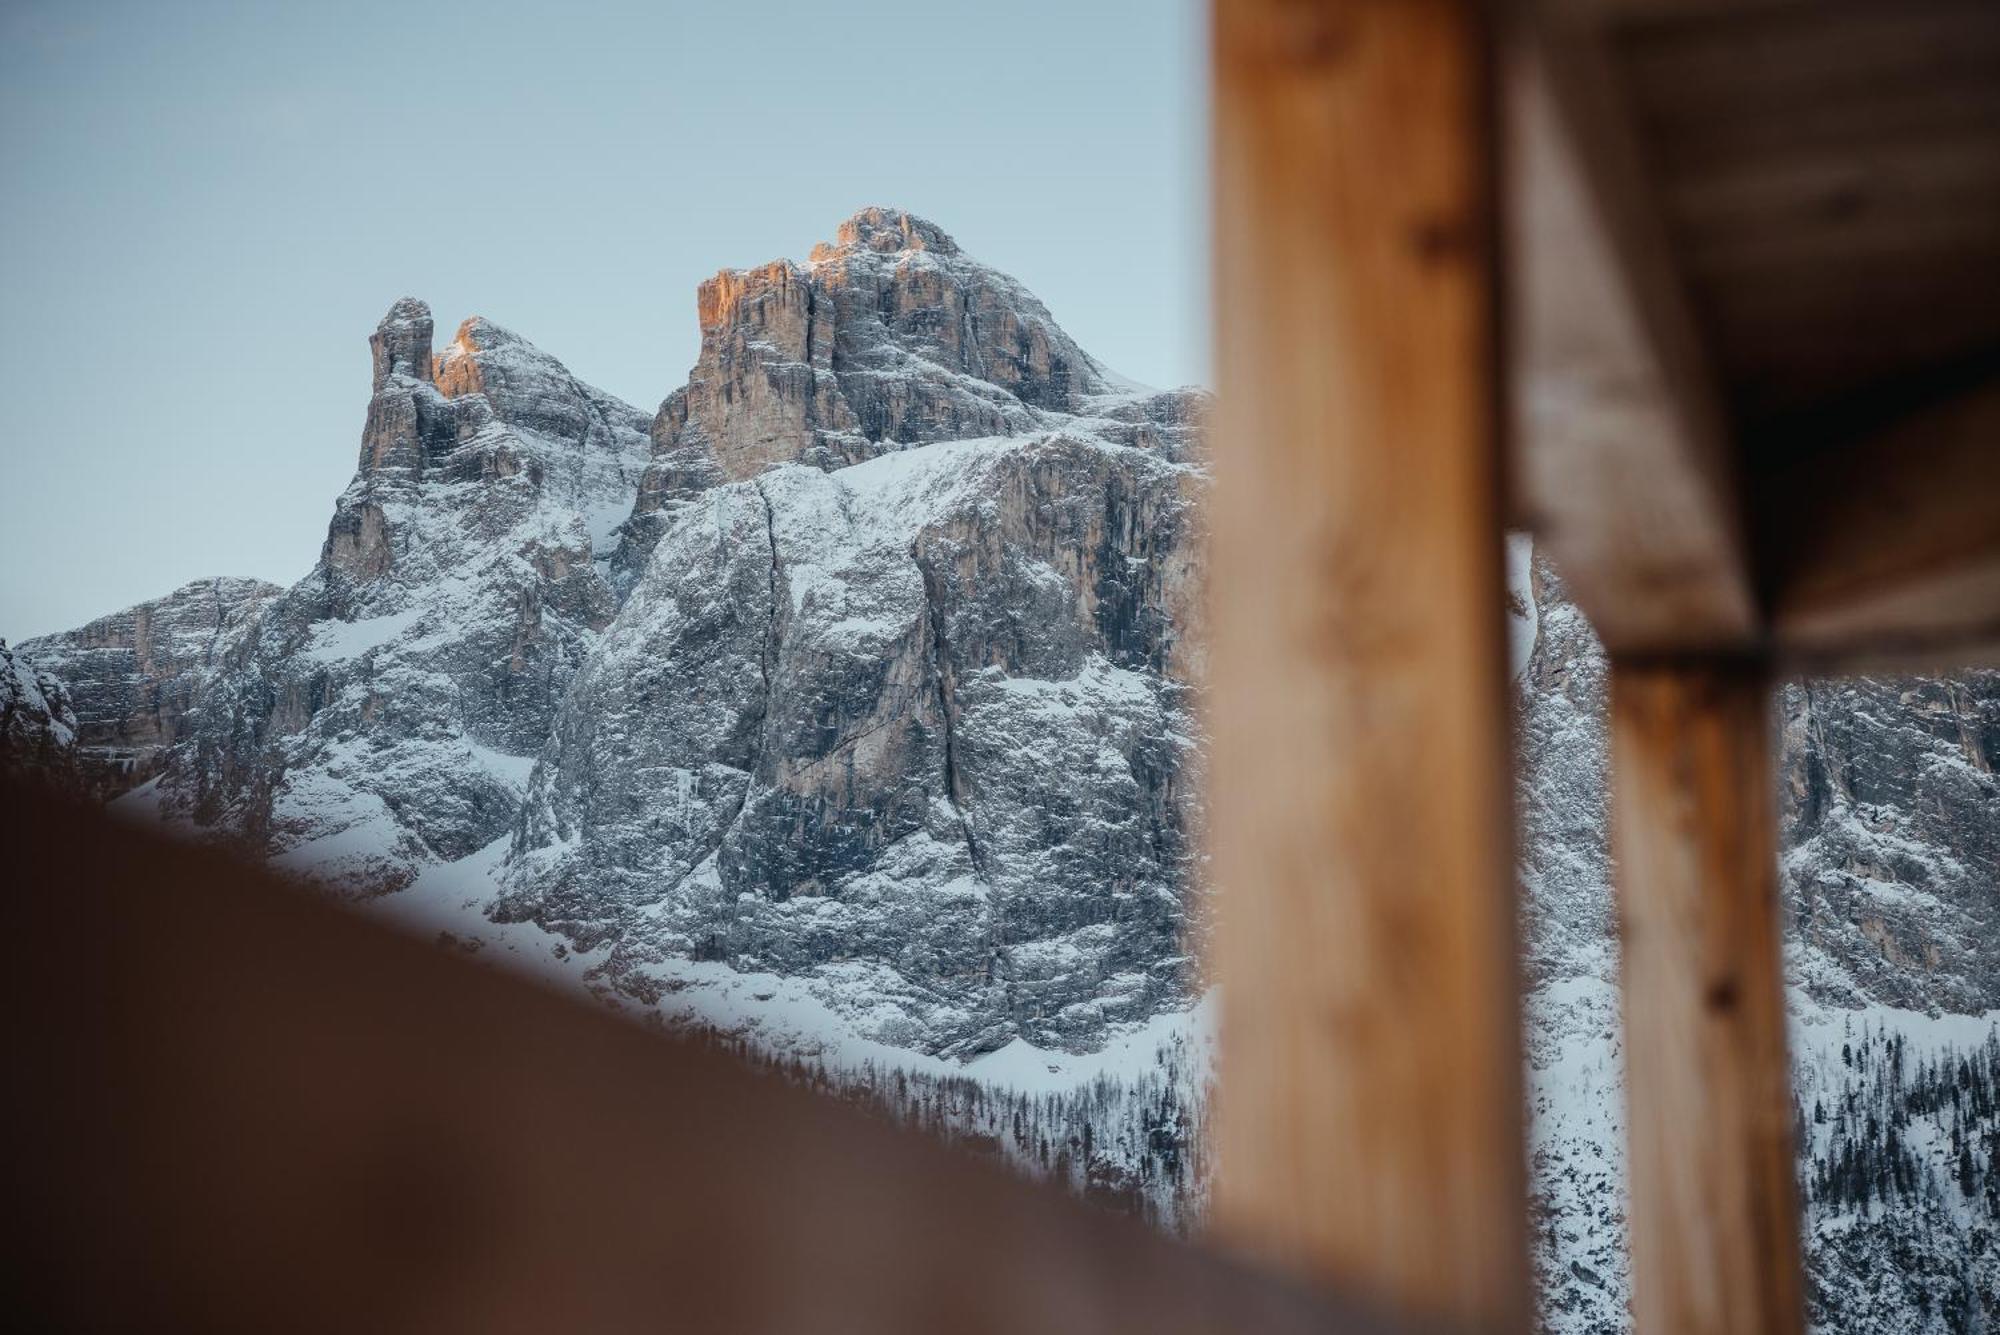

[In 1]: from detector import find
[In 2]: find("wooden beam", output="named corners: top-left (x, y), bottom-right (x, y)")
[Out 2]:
top-left (1532, 0), bottom-right (1810, 21)
top-left (0, 783), bottom-right (1421, 1335)
top-left (1503, 7), bottom-right (1762, 652)
top-left (1609, 659), bottom-right (1804, 1335)
top-left (1208, 2), bottom-right (1530, 1329)
top-left (1761, 372), bottom-right (2000, 674)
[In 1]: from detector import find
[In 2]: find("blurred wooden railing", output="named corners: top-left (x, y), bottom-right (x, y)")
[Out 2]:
top-left (2, 782), bottom-right (1431, 1335)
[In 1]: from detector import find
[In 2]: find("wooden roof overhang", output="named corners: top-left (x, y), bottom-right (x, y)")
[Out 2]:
top-left (1506, 0), bottom-right (2000, 670)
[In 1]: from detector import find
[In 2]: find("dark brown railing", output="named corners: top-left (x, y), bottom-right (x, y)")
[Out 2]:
top-left (4, 783), bottom-right (1431, 1335)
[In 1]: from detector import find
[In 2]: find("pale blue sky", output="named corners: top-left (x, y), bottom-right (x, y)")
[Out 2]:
top-left (0, 0), bottom-right (1207, 640)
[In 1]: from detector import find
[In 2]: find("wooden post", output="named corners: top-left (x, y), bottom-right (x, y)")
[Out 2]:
top-left (1209, 1), bottom-right (1530, 1329)
top-left (1610, 659), bottom-right (1805, 1335)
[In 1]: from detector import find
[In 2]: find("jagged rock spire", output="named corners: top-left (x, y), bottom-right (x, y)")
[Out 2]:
top-left (357, 298), bottom-right (441, 482)
top-left (369, 297), bottom-right (434, 391)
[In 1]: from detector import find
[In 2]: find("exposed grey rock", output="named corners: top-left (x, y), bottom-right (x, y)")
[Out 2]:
top-left (504, 426), bottom-right (1203, 1054)
top-left (0, 639), bottom-right (81, 790)
top-left (19, 577), bottom-right (281, 797)
top-left (414, 208), bottom-right (1208, 1054)
top-left (1780, 673), bottom-right (2000, 1013)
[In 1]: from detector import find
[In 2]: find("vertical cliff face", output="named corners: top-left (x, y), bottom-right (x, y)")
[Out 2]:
top-left (1774, 675), bottom-right (2000, 1334)
top-left (17, 577), bottom-right (282, 797)
top-left (504, 429), bottom-right (1203, 1054)
top-left (1514, 560), bottom-right (2000, 1029)
top-left (1779, 674), bottom-right (2000, 1013)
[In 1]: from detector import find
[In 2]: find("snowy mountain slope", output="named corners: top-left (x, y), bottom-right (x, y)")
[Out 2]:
top-left (503, 428), bottom-right (1203, 1054)
top-left (47, 210), bottom-right (1207, 1056)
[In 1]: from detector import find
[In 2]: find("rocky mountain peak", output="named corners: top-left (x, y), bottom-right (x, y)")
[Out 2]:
top-left (798, 205), bottom-right (1107, 414)
top-left (439, 315), bottom-right (521, 362)
top-left (370, 296), bottom-right (435, 391)
top-left (349, 300), bottom-right (649, 506)
top-left (813, 205), bottom-right (962, 260)
top-left (110, 298), bottom-right (657, 886)
top-left (625, 209), bottom-right (1138, 563)
top-left (394, 313), bottom-right (557, 404)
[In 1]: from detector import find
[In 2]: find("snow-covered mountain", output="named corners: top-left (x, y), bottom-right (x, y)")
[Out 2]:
top-left (78, 302), bottom-right (656, 888)
top-left (6, 208), bottom-right (1993, 1332)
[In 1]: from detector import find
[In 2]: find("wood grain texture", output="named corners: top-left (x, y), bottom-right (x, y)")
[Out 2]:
top-left (1614, 0), bottom-right (2000, 431)
top-left (1208, 1), bottom-right (1530, 1328)
top-left (1503, 10), bottom-right (1761, 653)
top-left (1509, 0), bottom-right (2000, 667)
top-left (1610, 660), bottom-right (1804, 1335)
top-left (1761, 374), bottom-right (2000, 674)
top-left (1, 784), bottom-right (1425, 1335)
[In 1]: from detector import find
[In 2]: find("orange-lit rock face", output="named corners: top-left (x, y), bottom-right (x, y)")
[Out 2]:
top-left (635, 207), bottom-right (1114, 505)
top-left (431, 322), bottom-right (490, 401)
top-left (697, 260), bottom-right (823, 350)
top-left (676, 260), bottom-right (854, 484)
